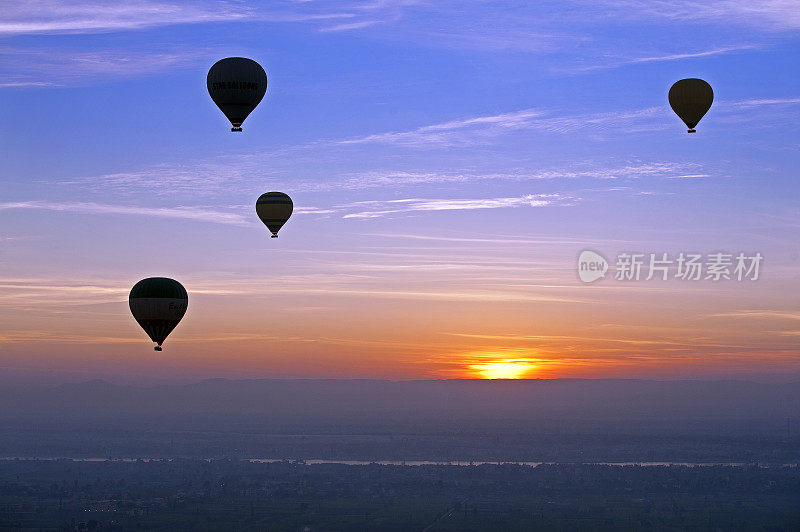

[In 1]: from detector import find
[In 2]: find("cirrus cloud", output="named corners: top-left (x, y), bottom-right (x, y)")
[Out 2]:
top-left (340, 193), bottom-right (578, 219)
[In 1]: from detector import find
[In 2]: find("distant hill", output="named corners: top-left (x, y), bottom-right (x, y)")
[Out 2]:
top-left (2, 378), bottom-right (799, 461)
top-left (3, 378), bottom-right (799, 429)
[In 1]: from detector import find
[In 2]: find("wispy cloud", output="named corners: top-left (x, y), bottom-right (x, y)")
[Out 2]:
top-left (310, 1), bottom-right (798, 52)
top-left (0, 235), bottom-right (38, 243)
top-left (448, 331), bottom-right (691, 347)
top-left (0, 0), bottom-right (556, 67)
top-left (713, 97), bottom-right (800, 127)
top-left (339, 108), bottom-right (548, 148)
top-left (0, 1), bottom-right (253, 35)
top-left (0, 274), bottom-right (585, 310)
top-left (297, 162), bottom-right (708, 192)
top-left (65, 159), bottom-right (255, 195)
top-left (2, 0), bottom-right (794, 63)
top-left (728, 98), bottom-right (800, 108)
top-left (0, 0), bottom-right (406, 37)
top-left (340, 194), bottom-right (577, 219)
top-left (359, 233), bottom-right (630, 246)
top-left (0, 199), bottom-right (337, 225)
top-left (0, 277), bottom-right (129, 307)
top-left (665, 174), bottom-right (713, 179)
top-left (0, 81), bottom-right (55, 87)
top-left (294, 206), bottom-right (340, 215)
top-left (709, 310), bottom-right (800, 321)
top-left (0, 2), bottom-right (373, 85)
top-left (590, 0), bottom-right (800, 31)
top-left (339, 96), bottom-right (800, 149)
top-left (0, 201), bottom-right (250, 226)
top-left (320, 19), bottom-right (384, 32)
top-left (0, 46), bottom-right (218, 86)
top-left (56, 101), bottom-right (710, 194)
top-left (629, 45), bottom-right (759, 63)
top-left (339, 106), bottom-right (667, 148)
top-left (568, 45), bottom-right (760, 72)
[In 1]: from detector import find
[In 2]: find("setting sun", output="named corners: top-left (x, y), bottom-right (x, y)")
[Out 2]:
top-left (469, 360), bottom-right (538, 379)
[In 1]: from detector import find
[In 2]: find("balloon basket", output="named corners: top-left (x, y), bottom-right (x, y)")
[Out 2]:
top-left (231, 127), bottom-right (243, 132)
top-left (154, 346), bottom-right (162, 351)
top-left (687, 129), bottom-right (696, 133)
top-left (271, 234), bottom-right (278, 238)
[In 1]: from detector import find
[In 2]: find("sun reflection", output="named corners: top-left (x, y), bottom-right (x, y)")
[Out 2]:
top-left (469, 360), bottom-right (538, 379)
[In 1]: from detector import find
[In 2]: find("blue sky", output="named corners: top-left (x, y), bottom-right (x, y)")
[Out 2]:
top-left (0, 1), bottom-right (798, 383)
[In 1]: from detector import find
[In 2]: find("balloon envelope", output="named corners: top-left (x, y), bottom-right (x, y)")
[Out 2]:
top-left (668, 78), bottom-right (713, 132)
top-left (129, 277), bottom-right (187, 350)
top-left (256, 192), bottom-right (293, 238)
top-left (207, 57), bottom-right (267, 132)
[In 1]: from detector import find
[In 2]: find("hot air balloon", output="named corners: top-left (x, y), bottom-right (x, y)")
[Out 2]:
top-left (207, 57), bottom-right (267, 132)
top-left (668, 78), bottom-right (713, 133)
top-left (256, 192), bottom-right (293, 238)
top-left (129, 277), bottom-right (187, 351)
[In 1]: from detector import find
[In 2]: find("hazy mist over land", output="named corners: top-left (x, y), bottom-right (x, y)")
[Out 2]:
top-left (3, 377), bottom-right (800, 424)
top-left (2, 378), bottom-right (799, 464)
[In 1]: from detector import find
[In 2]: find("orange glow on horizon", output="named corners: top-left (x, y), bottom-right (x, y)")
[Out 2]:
top-left (468, 360), bottom-right (538, 379)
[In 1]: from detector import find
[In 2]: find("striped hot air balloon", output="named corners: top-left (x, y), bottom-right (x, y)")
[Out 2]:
top-left (129, 277), bottom-right (187, 351)
top-left (207, 57), bottom-right (267, 132)
top-left (256, 192), bottom-right (293, 238)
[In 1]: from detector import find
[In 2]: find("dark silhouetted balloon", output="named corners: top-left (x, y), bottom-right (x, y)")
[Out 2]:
top-left (669, 78), bottom-right (713, 133)
top-left (256, 192), bottom-right (293, 238)
top-left (129, 277), bottom-right (187, 351)
top-left (207, 57), bottom-right (267, 132)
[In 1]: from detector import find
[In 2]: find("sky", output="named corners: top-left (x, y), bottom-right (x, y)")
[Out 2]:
top-left (0, 0), bottom-right (799, 384)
